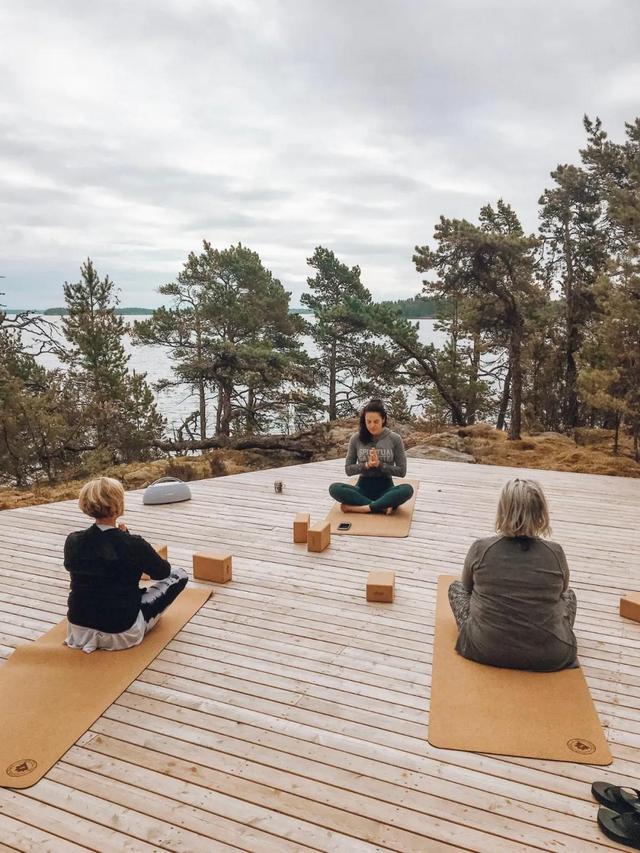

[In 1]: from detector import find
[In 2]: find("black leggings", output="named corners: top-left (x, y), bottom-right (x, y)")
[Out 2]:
top-left (140, 567), bottom-right (188, 625)
top-left (329, 476), bottom-right (414, 513)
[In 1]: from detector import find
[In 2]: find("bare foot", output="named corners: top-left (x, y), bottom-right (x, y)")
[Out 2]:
top-left (340, 503), bottom-right (371, 514)
top-left (385, 507), bottom-right (394, 515)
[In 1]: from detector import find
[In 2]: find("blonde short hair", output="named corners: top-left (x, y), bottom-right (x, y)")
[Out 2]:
top-left (495, 478), bottom-right (551, 538)
top-left (78, 477), bottom-right (125, 520)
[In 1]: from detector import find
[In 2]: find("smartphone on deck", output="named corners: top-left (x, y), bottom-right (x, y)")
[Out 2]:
top-left (338, 522), bottom-right (352, 531)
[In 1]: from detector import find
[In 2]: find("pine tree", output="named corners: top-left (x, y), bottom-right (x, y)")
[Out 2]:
top-left (62, 259), bottom-right (164, 456)
top-left (414, 201), bottom-right (543, 439)
top-left (0, 296), bottom-right (82, 484)
top-left (577, 115), bottom-right (640, 451)
top-left (62, 259), bottom-right (129, 407)
top-left (538, 163), bottom-right (608, 428)
top-left (134, 275), bottom-right (212, 439)
top-left (135, 242), bottom-right (318, 437)
top-left (301, 247), bottom-right (374, 420)
top-left (579, 266), bottom-right (640, 457)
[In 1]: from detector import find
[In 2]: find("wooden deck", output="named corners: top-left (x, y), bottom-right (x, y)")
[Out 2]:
top-left (0, 457), bottom-right (638, 852)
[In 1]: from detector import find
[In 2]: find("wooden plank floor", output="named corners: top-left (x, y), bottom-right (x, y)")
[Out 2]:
top-left (0, 457), bottom-right (639, 852)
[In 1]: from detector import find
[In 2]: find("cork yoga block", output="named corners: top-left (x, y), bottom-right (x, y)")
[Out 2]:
top-left (193, 552), bottom-right (233, 583)
top-left (293, 512), bottom-right (310, 543)
top-left (307, 521), bottom-right (330, 553)
top-left (142, 543), bottom-right (169, 580)
top-left (367, 570), bottom-right (395, 603)
top-left (620, 592), bottom-right (640, 622)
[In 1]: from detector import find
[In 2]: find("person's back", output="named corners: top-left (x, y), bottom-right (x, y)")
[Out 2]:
top-left (64, 476), bottom-right (187, 653)
top-left (65, 525), bottom-right (169, 633)
top-left (448, 477), bottom-right (578, 672)
top-left (456, 534), bottom-right (577, 671)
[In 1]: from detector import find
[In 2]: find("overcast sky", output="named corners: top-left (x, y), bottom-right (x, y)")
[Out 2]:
top-left (1, 0), bottom-right (638, 308)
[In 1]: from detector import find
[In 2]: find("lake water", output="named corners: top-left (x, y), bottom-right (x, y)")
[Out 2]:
top-left (25, 315), bottom-right (446, 431)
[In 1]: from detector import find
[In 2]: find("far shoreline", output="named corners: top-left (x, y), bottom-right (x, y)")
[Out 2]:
top-left (3, 308), bottom-right (439, 320)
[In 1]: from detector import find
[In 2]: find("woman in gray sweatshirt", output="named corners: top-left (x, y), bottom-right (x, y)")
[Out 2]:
top-left (329, 399), bottom-right (414, 514)
top-left (448, 478), bottom-right (578, 671)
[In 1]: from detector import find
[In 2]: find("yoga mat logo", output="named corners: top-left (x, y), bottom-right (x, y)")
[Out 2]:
top-left (567, 738), bottom-right (596, 755)
top-left (6, 758), bottom-right (38, 777)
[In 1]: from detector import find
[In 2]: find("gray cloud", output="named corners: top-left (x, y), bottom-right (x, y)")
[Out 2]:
top-left (0, 0), bottom-right (638, 308)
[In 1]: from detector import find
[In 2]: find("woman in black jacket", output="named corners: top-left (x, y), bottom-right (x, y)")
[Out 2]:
top-left (64, 476), bottom-right (188, 653)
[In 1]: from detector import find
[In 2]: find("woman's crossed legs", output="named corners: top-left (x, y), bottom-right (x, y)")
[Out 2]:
top-left (329, 482), bottom-right (414, 515)
top-left (141, 567), bottom-right (189, 632)
top-left (448, 579), bottom-right (578, 630)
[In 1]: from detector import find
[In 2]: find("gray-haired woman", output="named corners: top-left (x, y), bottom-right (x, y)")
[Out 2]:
top-left (448, 478), bottom-right (578, 671)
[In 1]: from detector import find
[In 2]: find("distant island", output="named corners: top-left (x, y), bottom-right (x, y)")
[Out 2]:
top-left (380, 295), bottom-right (443, 319)
top-left (42, 306), bottom-right (155, 316)
top-left (2, 307), bottom-right (157, 315)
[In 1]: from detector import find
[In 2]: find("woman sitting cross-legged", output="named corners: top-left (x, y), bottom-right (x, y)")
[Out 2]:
top-left (448, 478), bottom-right (578, 671)
top-left (64, 477), bottom-right (188, 654)
top-left (329, 398), bottom-right (414, 515)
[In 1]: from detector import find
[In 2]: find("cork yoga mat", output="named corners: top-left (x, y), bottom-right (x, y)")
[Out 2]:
top-left (428, 575), bottom-right (612, 764)
top-left (0, 586), bottom-right (212, 789)
top-left (325, 479), bottom-right (419, 537)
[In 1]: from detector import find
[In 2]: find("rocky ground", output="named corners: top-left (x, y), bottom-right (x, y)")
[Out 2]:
top-left (1, 420), bottom-right (638, 511)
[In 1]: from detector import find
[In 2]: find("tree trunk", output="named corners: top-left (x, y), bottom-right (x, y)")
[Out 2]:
top-left (613, 415), bottom-right (620, 455)
top-left (218, 382), bottom-right (233, 436)
top-left (328, 340), bottom-right (337, 420)
top-left (508, 330), bottom-right (522, 440)
top-left (496, 366), bottom-right (511, 431)
top-left (246, 386), bottom-right (255, 433)
top-left (565, 349), bottom-right (579, 429)
top-left (198, 377), bottom-right (207, 440)
top-left (466, 332), bottom-right (481, 424)
top-left (41, 435), bottom-right (54, 483)
top-left (215, 385), bottom-right (222, 434)
top-left (563, 219), bottom-right (580, 429)
top-left (195, 316), bottom-right (207, 440)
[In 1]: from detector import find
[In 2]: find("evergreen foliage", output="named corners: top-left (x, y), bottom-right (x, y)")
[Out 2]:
top-left (61, 259), bottom-right (164, 460)
top-left (301, 247), bottom-right (375, 419)
top-left (379, 295), bottom-right (443, 318)
top-left (134, 242), bottom-right (321, 439)
top-left (414, 201), bottom-right (543, 439)
top-left (538, 162), bottom-right (609, 428)
top-left (579, 266), bottom-right (640, 457)
top-left (0, 301), bottom-right (82, 484)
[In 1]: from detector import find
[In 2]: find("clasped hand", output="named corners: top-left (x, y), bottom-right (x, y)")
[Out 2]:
top-left (367, 448), bottom-right (380, 468)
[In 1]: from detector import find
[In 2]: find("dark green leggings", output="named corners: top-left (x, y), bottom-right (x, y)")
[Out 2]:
top-left (329, 476), bottom-right (414, 514)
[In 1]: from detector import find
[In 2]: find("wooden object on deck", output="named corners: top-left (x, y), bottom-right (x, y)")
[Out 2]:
top-left (193, 552), bottom-right (233, 583)
top-left (307, 521), bottom-right (330, 553)
top-left (366, 570), bottom-right (395, 602)
top-left (620, 592), bottom-right (640, 622)
top-left (293, 513), bottom-right (310, 543)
